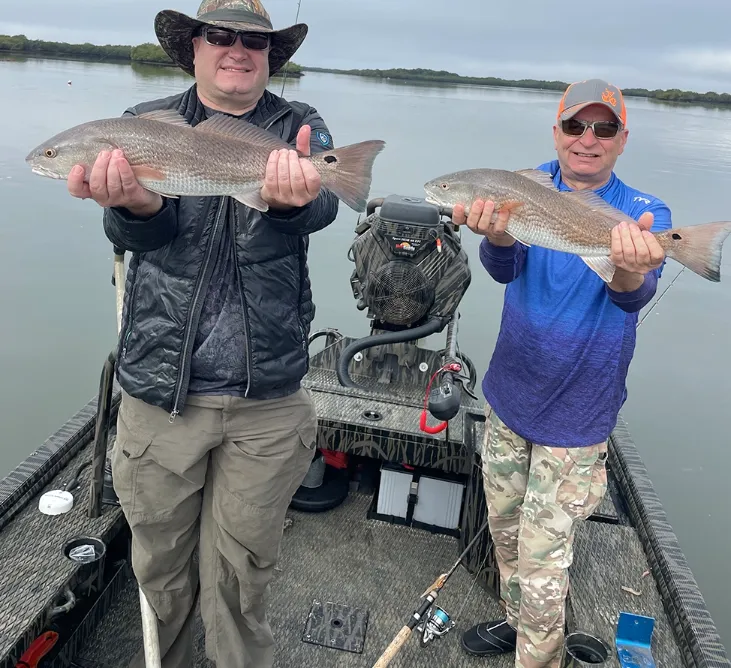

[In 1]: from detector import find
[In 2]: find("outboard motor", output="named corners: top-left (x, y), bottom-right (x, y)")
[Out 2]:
top-left (347, 195), bottom-right (470, 330)
top-left (337, 195), bottom-right (474, 427)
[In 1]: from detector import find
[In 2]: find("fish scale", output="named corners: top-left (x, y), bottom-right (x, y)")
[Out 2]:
top-left (424, 167), bottom-right (731, 283)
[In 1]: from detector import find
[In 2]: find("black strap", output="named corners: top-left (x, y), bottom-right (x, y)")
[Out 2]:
top-left (405, 472), bottom-right (421, 524)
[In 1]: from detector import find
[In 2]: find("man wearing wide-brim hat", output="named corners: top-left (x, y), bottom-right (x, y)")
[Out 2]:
top-left (66, 1), bottom-right (344, 667)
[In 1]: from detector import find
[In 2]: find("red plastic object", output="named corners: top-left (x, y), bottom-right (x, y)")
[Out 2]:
top-left (419, 410), bottom-right (448, 434)
top-left (15, 631), bottom-right (58, 668)
top-left (418, 362), bottom-right (462, 434)
top-left (322, 449), bottom-right (348, 469)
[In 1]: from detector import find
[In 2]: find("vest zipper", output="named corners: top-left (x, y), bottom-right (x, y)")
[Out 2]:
top-left (232, 208), bottom-right (253, 398)
top-left (169, 199), bottom-right (227, 422)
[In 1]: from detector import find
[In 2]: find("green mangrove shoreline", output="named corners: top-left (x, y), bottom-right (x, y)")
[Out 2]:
top-left (0, 34), bottom-right (303, 76)
top-left (302, 66), bottom-right (731, 109)
top-left (3, 34), bottom-right (731, 108)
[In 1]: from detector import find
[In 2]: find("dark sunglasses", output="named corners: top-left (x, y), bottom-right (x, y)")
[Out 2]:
top-left (199, 26), bottom-right (270, 50)
top-left (561, 118), bottom-right (622, 139)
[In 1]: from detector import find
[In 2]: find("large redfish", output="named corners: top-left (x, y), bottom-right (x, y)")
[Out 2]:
top-left (26, 109), bottom-right (386, 213)
top-left (424, 167), bottom-right (731, 282)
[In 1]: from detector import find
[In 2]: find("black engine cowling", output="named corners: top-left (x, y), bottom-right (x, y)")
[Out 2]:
top-left (348, 195), bottom-right (471, 329)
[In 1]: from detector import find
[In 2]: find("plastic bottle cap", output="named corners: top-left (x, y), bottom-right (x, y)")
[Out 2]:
top-left (38, 490), bottom-right (74, 515)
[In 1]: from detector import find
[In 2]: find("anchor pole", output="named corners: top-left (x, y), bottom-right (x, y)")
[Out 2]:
top-left (113, 249), bottom-right (162, 668)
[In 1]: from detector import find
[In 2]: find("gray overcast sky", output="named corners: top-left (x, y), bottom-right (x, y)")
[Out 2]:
top-left (3, 0), bottom-right (731, 93)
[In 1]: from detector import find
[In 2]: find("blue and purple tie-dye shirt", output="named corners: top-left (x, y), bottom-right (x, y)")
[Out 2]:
top-left (480, 159), bottom-right (672, 447)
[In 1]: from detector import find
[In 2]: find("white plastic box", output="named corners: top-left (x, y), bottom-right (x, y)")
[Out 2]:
top-left (372, 464), bottom-right (465, 535)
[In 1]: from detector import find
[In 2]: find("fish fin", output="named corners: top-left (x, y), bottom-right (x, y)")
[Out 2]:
top-left (137, 109), bottom-right (191, 127)
top-left (497, 200), bottom-right (531, 245)
top-left (232, 190), bottom-right (269, 212)
top-left (580, 255), bottom-right (616, 283)
top-left (312, 140), bottom-right (386, 212)
top-left (565, 189), bottom-right (636, 226)
top-left (194, 115), bottom-right (291, 151)
top-left (515, 169), bottom-right (558, 190)
top-left (509, 234), bottom-right (531, 247)
top-left (499, 200), bottom-right (525, 213)
top-left (130, 165), bottom-right (166, 182)
top-left (658, 221), bottom-right (731, 282)
top-left (493, 201), bottom-right (531, 245)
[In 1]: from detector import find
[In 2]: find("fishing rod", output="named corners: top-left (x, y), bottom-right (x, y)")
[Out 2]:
top-left (371, 519), bottom-right (491, 668)
top-left (278, 0), bottom-right (303, 96)
top-left (636, 266), bottom-right (685, 329)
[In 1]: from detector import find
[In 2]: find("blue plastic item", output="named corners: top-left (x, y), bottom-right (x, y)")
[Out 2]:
top-left (615, 611), bottom-right (656, 667)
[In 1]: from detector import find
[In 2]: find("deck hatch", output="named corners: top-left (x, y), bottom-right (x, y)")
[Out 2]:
top-left (301, 599), bottom-right (369, 653)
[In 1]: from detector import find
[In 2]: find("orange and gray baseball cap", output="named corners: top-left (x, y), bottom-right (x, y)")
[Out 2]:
top-left (557, 78), bottom-right (627, 126)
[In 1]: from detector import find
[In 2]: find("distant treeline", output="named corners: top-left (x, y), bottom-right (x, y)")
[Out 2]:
top-left (0, 34), bottom-right (303, 75)
top-left (302, 66), bottom-right (731, 107)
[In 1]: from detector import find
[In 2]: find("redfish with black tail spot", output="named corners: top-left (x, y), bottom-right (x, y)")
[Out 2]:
top-left (25, 109), bottom-right (386, 213)
top-left (424, 167), bottom-right (731, 283)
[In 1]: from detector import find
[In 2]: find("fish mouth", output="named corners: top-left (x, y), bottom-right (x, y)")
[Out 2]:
top-left (30, 165), bottom-right (62, 179)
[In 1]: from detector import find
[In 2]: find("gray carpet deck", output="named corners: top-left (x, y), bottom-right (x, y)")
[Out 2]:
top-left (76, 493), bottom-right (510, 668)
top-left (568, 519), bottom-right (685, 667)
top-left (0, 447), bottom-right (680, 668)
top-left (74, 492), bottom-right (683, 668)
top-left (0, 431), bottom-right (125, 662)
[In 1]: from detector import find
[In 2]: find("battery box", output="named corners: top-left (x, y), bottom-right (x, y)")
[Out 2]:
top-left (367, 463), bottom-right (466, 537)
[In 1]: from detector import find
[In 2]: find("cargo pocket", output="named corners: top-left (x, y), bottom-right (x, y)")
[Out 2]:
top-left (295, 389), bottom-right (318, 451)
top-left (111, 406), bottom-right (155, 517)
top-left (556, 446), bottom-right (603, 520)
top-left (296, 416), bottom-right (317, 450)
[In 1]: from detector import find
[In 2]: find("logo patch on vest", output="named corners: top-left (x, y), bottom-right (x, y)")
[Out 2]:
top-left (316, 130), bottom-right (333, 149)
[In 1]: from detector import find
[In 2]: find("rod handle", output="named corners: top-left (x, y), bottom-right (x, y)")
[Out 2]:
top-left (372, 625), bottom-right (412, 668)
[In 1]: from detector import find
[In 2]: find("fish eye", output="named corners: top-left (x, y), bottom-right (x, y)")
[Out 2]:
top-left (44, 148), bottom-right (57, 158)
top-left (440, 182), bottom-right (449, 189)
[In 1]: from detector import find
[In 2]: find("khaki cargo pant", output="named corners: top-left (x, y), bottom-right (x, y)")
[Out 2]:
top-left (111, 388), bottom-right (318, 668)
top-left (481, 403), bottom-right (608, 668)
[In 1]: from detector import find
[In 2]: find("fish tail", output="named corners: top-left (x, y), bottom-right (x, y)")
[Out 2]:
top-left (659, 221), bottom-right (731, 282)
top-left (312, 140), bottom-right (386, 212)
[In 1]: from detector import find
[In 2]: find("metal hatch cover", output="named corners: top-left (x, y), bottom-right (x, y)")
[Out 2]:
top-left (301, 599), bottom-right (370, 654)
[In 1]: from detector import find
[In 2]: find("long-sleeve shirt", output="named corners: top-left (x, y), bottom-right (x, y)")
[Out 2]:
top-left (480, 159), bottom-right (672, 447)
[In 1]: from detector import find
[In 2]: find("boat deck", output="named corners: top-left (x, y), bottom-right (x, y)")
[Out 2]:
top-left (73, 493), bottom-right (685, 668)
top-left (0, 399), bottom-right (686, 667)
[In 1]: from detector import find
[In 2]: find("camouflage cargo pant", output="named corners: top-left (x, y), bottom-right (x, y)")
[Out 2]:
top-left (481, 403), bottom-right (608, 668)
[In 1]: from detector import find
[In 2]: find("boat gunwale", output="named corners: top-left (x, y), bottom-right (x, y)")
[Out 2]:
top-left (0, 389), bottom-right (121, 532)
top-left (609, 414), bottom-right (730, 667)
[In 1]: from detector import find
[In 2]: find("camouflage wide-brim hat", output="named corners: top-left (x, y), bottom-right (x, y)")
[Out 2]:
top-left (154, 0), bottom-right (308, 77)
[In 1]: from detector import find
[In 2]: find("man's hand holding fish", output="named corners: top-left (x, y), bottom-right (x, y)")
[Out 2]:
top-left (451, 198), bottom-right (514, 247)
top-left (66, 148), bottom-right (163, 218)
top-left (608, 212), bottom-right (666, 291)
top-left (260, 124), bottom-right (322, 210)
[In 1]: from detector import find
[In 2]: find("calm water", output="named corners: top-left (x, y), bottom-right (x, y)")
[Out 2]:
top-left (1, 56), bottom-right (729, 646)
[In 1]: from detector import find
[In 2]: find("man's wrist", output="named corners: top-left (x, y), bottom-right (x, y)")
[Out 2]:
top-left (485, 233), bottom-right (516, 248)
top-left (608, 267), bottom-right (646, 293)
top-left (126, 197), bottom-right (163, 219)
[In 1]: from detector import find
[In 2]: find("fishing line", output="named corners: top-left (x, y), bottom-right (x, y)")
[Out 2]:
top-left (279, 0), bottom-right (303, 97)
top-left (636, 266), bottom-right (685, 328)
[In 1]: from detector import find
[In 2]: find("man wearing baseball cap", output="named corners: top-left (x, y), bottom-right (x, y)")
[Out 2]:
top-left (454, 79), bottom-right (672, 666)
